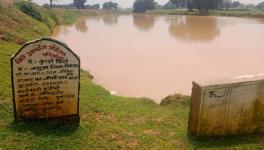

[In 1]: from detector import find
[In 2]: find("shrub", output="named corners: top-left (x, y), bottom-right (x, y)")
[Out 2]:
top-left (48, 11), bottom-right (59, 24)
top-left (160, 94), bottom-right (190, 106)
top-left (133, 0), bottom-right (155, 13)
top-left (16, 1), bottom-right (43, 21)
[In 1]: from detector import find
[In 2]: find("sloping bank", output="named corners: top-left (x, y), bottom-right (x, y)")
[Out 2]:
top-left (0, 2), bottom-right (263, 149)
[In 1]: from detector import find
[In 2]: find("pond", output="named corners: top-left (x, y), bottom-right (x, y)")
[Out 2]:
top-left (53, 14), bottom-right (264, 103)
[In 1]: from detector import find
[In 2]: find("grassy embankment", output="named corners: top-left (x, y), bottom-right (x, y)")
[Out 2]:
top-left (1, 2), bottom-right (264, 149)
top-left (148, 8), bottom-right (264, 18)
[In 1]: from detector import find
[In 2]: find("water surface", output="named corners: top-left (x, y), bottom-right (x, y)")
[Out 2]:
top-left (53, 14), bottom-right (264, 103)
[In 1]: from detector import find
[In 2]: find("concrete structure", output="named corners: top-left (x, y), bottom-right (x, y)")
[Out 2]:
top-left (188, 74), bottom-right (264, 136)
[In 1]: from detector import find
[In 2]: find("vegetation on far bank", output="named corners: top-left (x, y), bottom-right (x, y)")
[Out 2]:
top-left (132, 0), bottom-right (264, 15)
top-left (1, 1), bottom-right (264, 149)
top-left (147, 8), bottom-right (264, 18)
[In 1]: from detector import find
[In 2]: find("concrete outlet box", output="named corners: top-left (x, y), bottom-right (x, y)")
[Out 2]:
top-left (188, 74), bottom-right (264, 136)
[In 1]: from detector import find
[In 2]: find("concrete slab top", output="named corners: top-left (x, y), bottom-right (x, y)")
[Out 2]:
top-left (194, 74), bottom-right (264, 88)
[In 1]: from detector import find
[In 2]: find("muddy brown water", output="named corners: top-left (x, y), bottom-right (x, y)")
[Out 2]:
top-left (52, 14), bottom-right (264, 103)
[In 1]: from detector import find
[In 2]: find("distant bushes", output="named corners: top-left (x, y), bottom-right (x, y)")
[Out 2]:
top-left (133, 0), bottom-right (155, 13)
top-left (16, 1), bottom-right (43, 21)
top-left (160, 94), bottom-right (190, 106)
top-left (48, 11), bottom-right (59, 24)
top-left (257, 2), bottom-right (264, 9)
top-left (13, 1), bottom-right (96, 31)
top-left (15, 1), bottom-right (60, 30)
top-left (103, 1), bottom-right (118, 10)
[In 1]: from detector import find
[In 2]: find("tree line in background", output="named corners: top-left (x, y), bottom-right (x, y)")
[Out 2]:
top-left (44, 0), bottom-right (118, 10)
top-left (133, 0), bottom-right (264, 13)
top-left (41, 0), bottom-right (264, 14)
top-left (168, 0), bottom-right (264, 11)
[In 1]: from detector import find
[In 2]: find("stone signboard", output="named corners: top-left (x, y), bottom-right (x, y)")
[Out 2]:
top-left (11, 37), bottom-right (80, 123)
top-left (188, 74), bottom-right (264, 136)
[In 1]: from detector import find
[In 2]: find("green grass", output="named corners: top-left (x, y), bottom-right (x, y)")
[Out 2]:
top-left (0, 42), bottom-right (20, 99)
top-left (0, 4), bottom-right (51, 44)
top-left (1, 2), bottom-right (264, 149)
top-left (148, 9), bottom-right (264, 18)
top-left (1, 70), bottom-right (264, 149)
